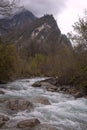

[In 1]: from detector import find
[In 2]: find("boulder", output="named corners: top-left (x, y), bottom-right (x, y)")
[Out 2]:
top-left (82, 85), bottom-right (87, 95)
top-left (74, 92), bottom-right (83, 98)
top-left (33, 97), bottom-right (51, 105)
top-left (32, 81), bottom-right (41, 87)
top-left (42, 82), bottom-right (57, 92)
top-left (57, 87), bottom-right (61, 92)
top-left (0, 114), bottom-right (9, 127)
top-left (0, 90), bottom-right (5, 94)
top-left (17, 118), bottom-right (40, 128)
top-left (47, 88), bottom-right (57, 92)
top-left (42, 77), bottom-right (58, 86)
top-left (7, 99), bottom-right (32, 111)
top-left (46, 84), bottom-right (57, 92)
top-left (74, 85), bottom-right (87, 98)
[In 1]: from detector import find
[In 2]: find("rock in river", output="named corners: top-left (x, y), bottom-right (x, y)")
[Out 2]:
top-left (6, 99), bottom-right (32, 111)
top-left (17, 118), bottom-right (40, 128)
top-left (32, 81), bottom-right (41, 87)
top-left (0, 90), bottom-right (5, 94)
top-left (74, 92), bottom-right (84, 98)
top-left (0, 114), bottom-right (9, 127)
top-left (33, 96), bottom-right (51, 105)
top-left (41, 82), bottom-right (57, 92)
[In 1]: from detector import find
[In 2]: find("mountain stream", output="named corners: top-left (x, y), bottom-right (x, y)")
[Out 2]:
top-left (0, 77), bottom-right (87, 130)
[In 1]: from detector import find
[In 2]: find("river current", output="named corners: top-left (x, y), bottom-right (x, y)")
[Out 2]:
top-left (0, 77), bottom-right (87, 130)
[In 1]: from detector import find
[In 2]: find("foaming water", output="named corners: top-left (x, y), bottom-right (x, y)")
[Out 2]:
top-left (0, 77), bottom-right (87, 130)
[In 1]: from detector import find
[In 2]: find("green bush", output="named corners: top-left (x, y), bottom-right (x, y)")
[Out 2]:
top-left (0, 44), bottom-right (22, 81)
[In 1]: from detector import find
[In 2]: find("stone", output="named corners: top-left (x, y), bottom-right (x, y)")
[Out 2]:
top-left (42, 82), bottom-right (57, 92)
top-left (74, 92), bottom-right (83, 98)
top-left (0, 114), bottom-right (9, 127)
top-left (33, 97), bottom-right (51, 105)
top-left (32, 81), bottom-right (41, 87)
top-left (42, 77), bottom-right (58, 86)
top-left (7, 99), bottom-right (32, 111)
top-left (0, 90), bottom-right (5, 94)
top-left (17, 118), bottom-right (40, 128)
top-left (47, 88), bottom-right (56, 92)
top-left (82, 86), bottom-right (87, 95)
top-left (57, 88), bottom-right (61, 92)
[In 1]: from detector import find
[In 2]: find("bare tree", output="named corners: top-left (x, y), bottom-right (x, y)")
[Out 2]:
top-left (68, 10), bottom-right (87, 50)
top-left (0, 0), bottom-right (18, 16)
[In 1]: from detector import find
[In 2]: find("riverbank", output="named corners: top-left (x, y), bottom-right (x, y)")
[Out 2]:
top-left (1, 76), bottom-right (87, 98)
top-left (32, 77), bottom-right (87, 98)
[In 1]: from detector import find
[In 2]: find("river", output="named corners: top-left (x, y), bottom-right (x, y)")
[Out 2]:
top-left (0, 77), bottom-right (87, 130)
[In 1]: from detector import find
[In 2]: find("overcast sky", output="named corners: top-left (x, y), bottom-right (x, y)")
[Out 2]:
top-left (19, 0), bottom-right (87, 34)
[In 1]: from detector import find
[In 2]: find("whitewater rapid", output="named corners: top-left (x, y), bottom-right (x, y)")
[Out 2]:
top-left (0, 77), bottom-right (87, 130)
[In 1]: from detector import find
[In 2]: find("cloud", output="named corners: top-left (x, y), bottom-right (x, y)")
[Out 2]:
top-left (20, 0), bottom-right (67, 17)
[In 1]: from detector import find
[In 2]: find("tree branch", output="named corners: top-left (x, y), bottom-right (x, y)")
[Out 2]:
top-left (0, 0), bottom-right (19, 16)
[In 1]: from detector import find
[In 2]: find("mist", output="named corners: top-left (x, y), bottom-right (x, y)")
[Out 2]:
top-left (19, 0), bottom-right (67, 16)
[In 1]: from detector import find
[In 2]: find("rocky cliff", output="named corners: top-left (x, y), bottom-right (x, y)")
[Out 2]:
top-left (0, 8), bottom-right (72, 55)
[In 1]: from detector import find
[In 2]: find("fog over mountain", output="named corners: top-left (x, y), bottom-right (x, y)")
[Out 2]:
top-left (9, 0), bottom-right (87, 34)
top-left (19, 0), bottom-right (67, 16)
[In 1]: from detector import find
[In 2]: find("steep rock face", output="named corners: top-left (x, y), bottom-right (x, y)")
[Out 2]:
top-left (31, 15), bottom-right (61, 40)
top-left (0, 8), bottom-right (72, 55)
top-left (0, 8), bottom-right (36, 35)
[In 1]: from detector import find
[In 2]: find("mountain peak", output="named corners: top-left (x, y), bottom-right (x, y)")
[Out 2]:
top-left (14, 7), bottom-right (34, 16)
top-left (0, 9), bottom-right (71, 51)
top-left (13, 7), bottom-right (36, 19)
top-left (0, 8), bottom-right (37, 35)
